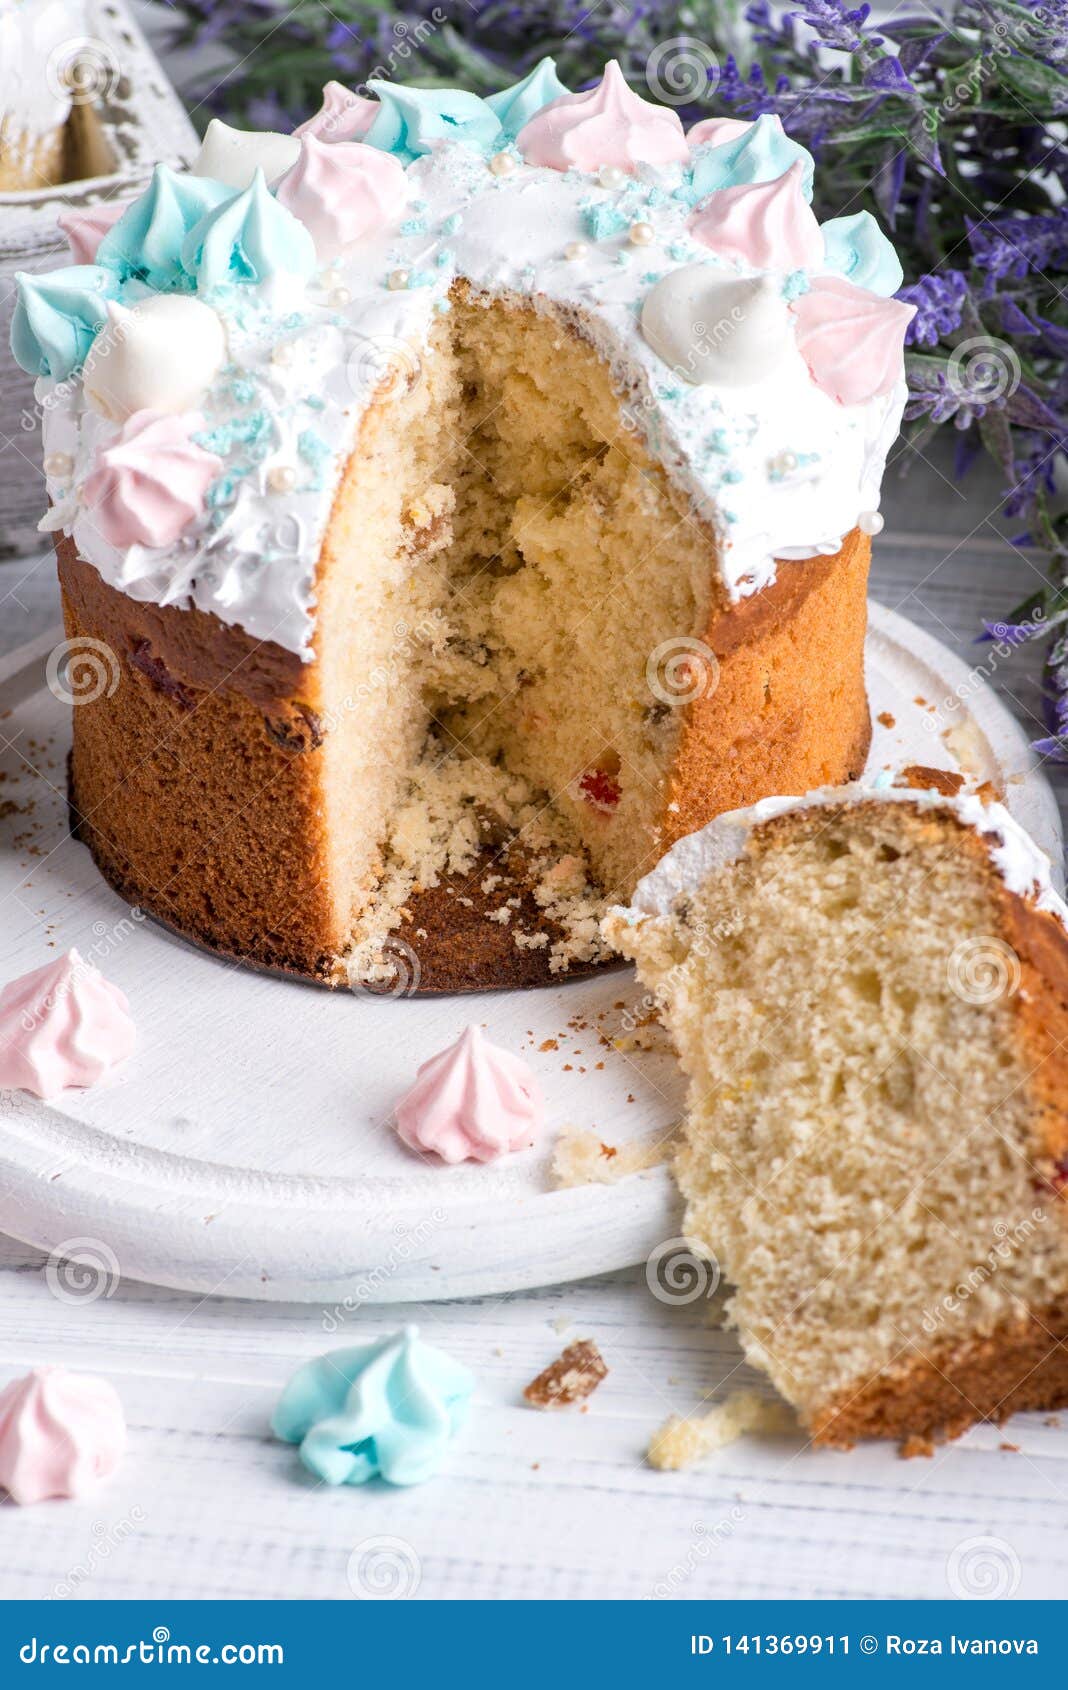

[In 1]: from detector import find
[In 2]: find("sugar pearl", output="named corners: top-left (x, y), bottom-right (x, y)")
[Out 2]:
top-left (319, 267), bottom-right (342, 291)
top-left (598, 165), bottom-right (627, 191)
top-left (564, 241), bottom-right (589, 262)
top-left (629, 221), bottom-right (655, 246)
top-left (388, 268), bottom-right (410, 291)
top-left (488, 151), bottom-right (516, 177)
top-left (267, 465), bottom-right (297, 495)
top-left (769, 450), bottom-right (798, 477)
top-left (329, 286), bottom-right (351, 307)
top-left (43, 451), bottom-right (73, 480)
top-left (858, 509), bottom-right (884, 536)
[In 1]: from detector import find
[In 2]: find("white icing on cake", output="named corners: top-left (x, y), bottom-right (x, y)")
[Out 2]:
top-left (39, 107), bottom-right (906, 660)
top-left (623, 783), bottom-right (1068, 928)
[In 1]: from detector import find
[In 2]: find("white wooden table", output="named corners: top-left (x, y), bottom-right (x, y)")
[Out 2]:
top-left (2, 448), bottom-right (1067, 1602)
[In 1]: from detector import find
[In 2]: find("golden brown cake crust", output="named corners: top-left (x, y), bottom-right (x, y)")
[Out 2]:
top-left (812, 1299), bottom-right (1068, 1452)
top-left (661, 527), bottom-right (872, 850)
top-left (57, 525), bottom-right (872, 991)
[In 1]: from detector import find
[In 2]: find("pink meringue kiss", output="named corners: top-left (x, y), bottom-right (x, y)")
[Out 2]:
top-left (0, 949), bottom-right (136, 1101)
top-left (394, 1025), bottom-right (544, 1165)
top-left (294, 80), bottom-right (378, 143)
top-left (81, 410), bottom-right (220, 551)
top-left (516, 60), bottom-right (688, 173)
top-left (0, 1367), bottom-right (126, 1505)
top-left (686, 115), bottom-right (751, 149)
top-left (689, 161), bottom-right (822, 271)
top-left (275, 135), bottom-right (408, 259)
top-left (57, 200), bottom-right (127, 264)
top-left (791, 275), bottom-right (916, 406)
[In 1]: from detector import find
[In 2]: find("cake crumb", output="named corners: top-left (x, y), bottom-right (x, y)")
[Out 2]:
top-left (524, 1339), bottom-right (608, 1410)
top-left (876, 711), bottom-right (896, 729)
top-left (900, 1434), bottom-right (935, 1458)
top-left (898, 764), bottom-right (964, 797)
top-left (551, 1124), bottom-right (675, 1187)
top-left (648, 1392), bottom-right (795, 1471)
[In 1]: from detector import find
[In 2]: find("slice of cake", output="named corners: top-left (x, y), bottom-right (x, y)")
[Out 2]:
top-left (15, 62), bottom-right (913, 990)
top-left (605, 777), bottom-right (1068, 1450)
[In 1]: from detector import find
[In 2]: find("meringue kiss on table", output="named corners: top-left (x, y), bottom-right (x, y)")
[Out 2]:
top-left (272, 1326), bottom-right (474, 1487)
top-left (0, 1368), bottom-right (126, 1506)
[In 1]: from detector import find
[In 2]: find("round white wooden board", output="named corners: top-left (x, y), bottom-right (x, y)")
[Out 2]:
top-left (0, 604), bottom-right (1061, 1304)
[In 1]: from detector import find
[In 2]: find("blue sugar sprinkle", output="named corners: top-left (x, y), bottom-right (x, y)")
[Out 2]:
top-left (400, 218), bottom-right (428, 237)
top-left (667, 241), bottom-right (691, 264)
top-left (872, 768), bottom-right (895, 790)
top-left (582, 203), bottom-right (629, 241)
top-left (782, 269), bottom-right (811, 302)
top-left (406, 270), bottom-right (435, 288)
top-left (722, 468), bottom-right (742, 484)
top-left (436, 248), bottom-right (454, 267)
top-left (205, 466), bottom-right (251, 510)
top-left (194, 410), bottom-right (275, 461)
top-left (441, 213), bottom-right (461, 235)
top-left (297, 428), bottom-right (331, 490)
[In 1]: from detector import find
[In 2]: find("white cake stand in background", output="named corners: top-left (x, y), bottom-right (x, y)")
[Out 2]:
top-left (0, 603), bottom-right (1061, 1304)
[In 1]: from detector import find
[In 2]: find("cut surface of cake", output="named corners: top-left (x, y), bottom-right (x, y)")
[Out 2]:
top-left (605, 779), bottom-right (1068, 1450)
top-left (15, 61), bottom-right (912, 990)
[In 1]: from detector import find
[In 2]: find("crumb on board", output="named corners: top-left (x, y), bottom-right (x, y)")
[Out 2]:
top-left (523, 1339), bottom-right (608, 1410)
top-left (647, 1391), bottom-right (796, 1471)
top-left (876, 711), bottom-right (896, 729)
top-left (551, 1124), bottom-right (675, 1187)
top-left (900, 1433), bottom-right (935, 1459)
